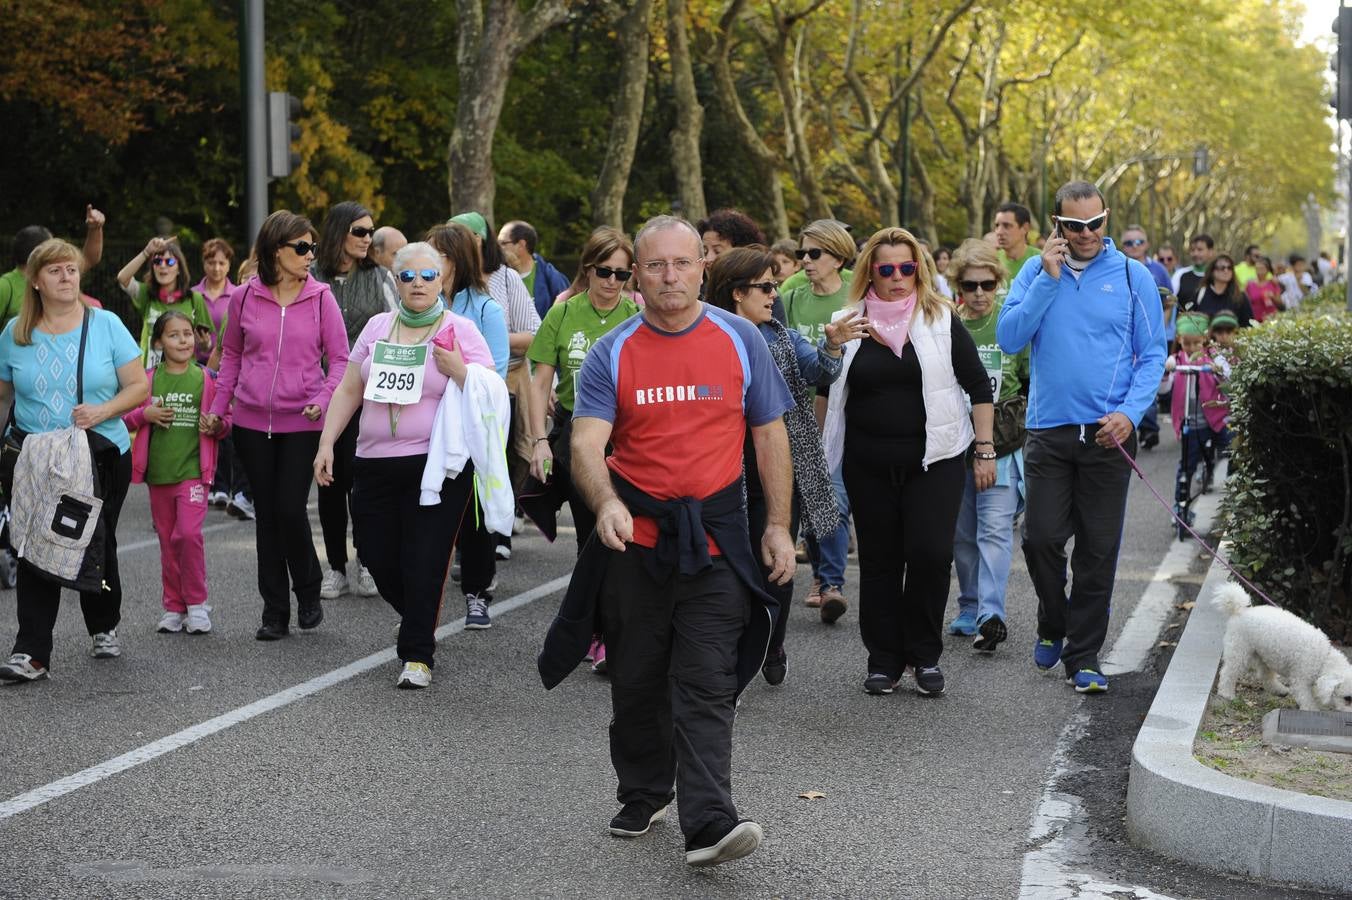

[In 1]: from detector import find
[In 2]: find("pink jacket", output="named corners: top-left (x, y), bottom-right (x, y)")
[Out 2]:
top-left (207, 275), bottom-right (349, 434)
top-left (1169, 349), bottom-right (1228, 437)
top-left (125, 366), bottom-right (231, 486)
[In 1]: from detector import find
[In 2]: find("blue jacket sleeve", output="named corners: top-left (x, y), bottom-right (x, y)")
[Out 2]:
top-left (482, 298), bottom-right (510, 379)
top-left (1117, 260), bottom-right (1167, 425)
top-left (996, 259), bottom-right (1058, 353)
top-left (787, 327), bottom-right (842, 386)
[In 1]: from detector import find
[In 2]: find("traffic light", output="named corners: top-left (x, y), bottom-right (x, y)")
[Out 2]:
top-left (1334, 8), bottom-right (1352, 120)
top-left (266, 92), bottom-right (302, 178)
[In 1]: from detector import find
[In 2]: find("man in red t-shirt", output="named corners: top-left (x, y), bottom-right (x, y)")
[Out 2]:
top-left (571, 216), bottom-right (795, 867)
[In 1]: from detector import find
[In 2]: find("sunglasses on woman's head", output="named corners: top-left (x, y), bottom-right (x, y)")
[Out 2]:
top-left (151, 256), bottom-right (177, 267)
top-left (960, 279), bottom-right (998, 294)
top-left (284, 240), bottom-right (317, 256)
top-left (349, 226), bottom-right (376, 239)
top-left (796, 248), bottom-right (828, 261)
top-left (874, 261), bottom-right (918, 278)
top-left (1055, 213), bottom-right (1108, 233)
top-left (593, 266), bottom-right (631, 282)
top-left (397, 269), bottom-right (440, 283)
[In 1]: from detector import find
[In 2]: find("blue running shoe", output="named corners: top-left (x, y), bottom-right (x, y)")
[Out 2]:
top-left (1033, 638), bottom-right (1062, 672)
top-left (948, 611), bottom-right (979, 636)
top-left (1069, 669), bottom-right (1109, 693)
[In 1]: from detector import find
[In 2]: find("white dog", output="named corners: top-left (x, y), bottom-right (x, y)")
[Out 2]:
top-left (1212, 583), bottom-right (1352, 712)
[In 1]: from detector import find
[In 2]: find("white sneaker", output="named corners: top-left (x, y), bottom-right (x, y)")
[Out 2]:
top-left (495, 543), bottom-right (512, 561)
top-left (320, 568), bottom-right (348, 600)
top-left (0, 652), bottom-right (49, 683)
top-left (228, 492), bottom-right (256, 520)
top-left (512, 515), bottom-right (526, 535)
top-left (91, 630), bottom-right (121, 659)
top-left (208, 490), bottom-right (231, 508)
top-left (396, 661), bottom-right (432, 689)
top-left (185, 605), bottom-right (212, 634)
top-left (356, 565), bottom-right (379, 597)
top-left (157, 612), bottom-right (186, 633)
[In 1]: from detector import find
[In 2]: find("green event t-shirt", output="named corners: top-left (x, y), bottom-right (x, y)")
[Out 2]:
top-left (527, 290), bottom-right (639, 413)
top-left (0, 268), bottom-right (25, 331)
top-left (145, 364), bottom-right (204, 485)
top-left (130, 283), bottom-right (213, 369)
top-left (1233, 261), bottom-right (1256, 290)
top-left (998, 246), bottom-right (1040, 284)
top-left (780, 266), bottom-right (853, 295)
top-left (781, 271), bottom-right (854, 346)
top-left (959, 302), bottom-right (1027, 404)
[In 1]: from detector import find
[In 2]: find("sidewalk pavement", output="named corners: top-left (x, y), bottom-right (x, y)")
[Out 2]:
top-left (1126, 543), bottom-right (1352, 894)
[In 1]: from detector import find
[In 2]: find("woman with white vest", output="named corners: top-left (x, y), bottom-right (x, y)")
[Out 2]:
top-left (313, 241), bottom-right (495, 690)
top-left (821, 227), bottom-right (995, 697)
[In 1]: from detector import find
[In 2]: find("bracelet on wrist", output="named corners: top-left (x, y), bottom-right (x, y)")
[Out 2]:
top-left (533, 436), bottom-right (549, 444)
top-left (974, 450), bottom-right (998, 460)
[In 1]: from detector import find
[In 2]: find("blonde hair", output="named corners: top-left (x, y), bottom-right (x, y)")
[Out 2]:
top-left (16, 238), bottom-right (86, 346)
top-left (947, 238), bottom-right (1006, 291)
top-left (799, 219), bottom-right (856, 266)
top-left (848, 227), bottom-right (950, 322)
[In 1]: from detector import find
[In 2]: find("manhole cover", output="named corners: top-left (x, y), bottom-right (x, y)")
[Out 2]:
top-left (1261, 709), bottom-right (1352, 754)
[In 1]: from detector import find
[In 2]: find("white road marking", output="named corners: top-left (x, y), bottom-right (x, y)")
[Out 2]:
top-left (1018, 468), bottom-right (1225, 897)
top-left (1102, 488), bottom-right (1221, 676)
top-left (0, 574), bottom-right (572, 821)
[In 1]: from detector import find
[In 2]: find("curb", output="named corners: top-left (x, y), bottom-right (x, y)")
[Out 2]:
top-left (1125, 547), bottom-right (1352, 894)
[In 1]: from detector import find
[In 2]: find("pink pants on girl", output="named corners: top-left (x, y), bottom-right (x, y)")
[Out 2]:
top-left (149, 481), bottom-right (209, 612)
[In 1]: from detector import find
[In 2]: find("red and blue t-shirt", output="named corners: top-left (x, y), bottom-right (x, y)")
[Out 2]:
top-left (573, 304), bottom-right (794, 550)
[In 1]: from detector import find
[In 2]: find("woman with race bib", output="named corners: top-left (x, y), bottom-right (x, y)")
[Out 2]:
top-left (314, 241), bottom-right (495, 689)
top-left (946, 238), bottom-right (1028, 653)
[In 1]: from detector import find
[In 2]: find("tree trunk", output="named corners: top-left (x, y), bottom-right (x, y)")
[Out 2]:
top-left (762, 20), bottom-right (831, 221)
top-left (590, 0), bottom-right (653, 228)
top-left (447, 0), bottom-right (572, 223)
top-left (706, 0), bottom-right (788, 238)
top-left (666, 0), bottom-right (707, 223)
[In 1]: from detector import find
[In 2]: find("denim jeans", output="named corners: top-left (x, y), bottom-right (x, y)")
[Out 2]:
top-left (806, 462), bottom-right (850, 588)
top-left (953, 462), bottom-right (1022, 624)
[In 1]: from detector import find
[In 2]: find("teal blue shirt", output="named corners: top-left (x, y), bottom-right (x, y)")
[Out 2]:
top-left (0, 309), bottom-right (142, 452)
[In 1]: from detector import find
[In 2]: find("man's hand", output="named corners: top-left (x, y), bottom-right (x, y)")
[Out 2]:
top-left (1041, 233), bottom-right (1069, 280)
top-left (595, 498), bottom-right (633, 551)
top-left (761, 524), bottom-right (795, 585)
top-left (1095, 411), bottom-right (1134, 448)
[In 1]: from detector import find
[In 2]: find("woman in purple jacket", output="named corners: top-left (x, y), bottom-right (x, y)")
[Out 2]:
top-left (203, 211), bottom-right (349, 641)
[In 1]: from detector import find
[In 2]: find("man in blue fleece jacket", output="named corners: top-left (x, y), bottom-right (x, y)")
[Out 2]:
top-left (996, 181), bottom-right (1165, 694)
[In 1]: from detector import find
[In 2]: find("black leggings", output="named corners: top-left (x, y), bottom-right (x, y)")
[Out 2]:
top-left (11, 444), bottom-right (131, 669)
top-left (317, 417), bottom-right (359, 572)
top-left (233, 426), bottom-right (322, 627)
top-left (844, 451), bottom-right (966, 677)
top-left (352, 455), bottom-right (473, 667)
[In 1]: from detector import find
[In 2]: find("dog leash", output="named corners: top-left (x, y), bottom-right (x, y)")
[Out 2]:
top-left (1109, 433), bottom-right (1279, 607)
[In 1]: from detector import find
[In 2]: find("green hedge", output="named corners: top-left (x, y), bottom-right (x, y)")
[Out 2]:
top-left (1221, 309), bottom-right (1352, 641)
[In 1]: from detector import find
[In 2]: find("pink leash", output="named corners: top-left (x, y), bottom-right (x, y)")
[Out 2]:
top-left (1109, 434), bottom-right (1279, 608)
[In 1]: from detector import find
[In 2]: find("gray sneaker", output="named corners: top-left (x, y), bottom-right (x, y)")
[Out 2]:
top-left (465, 594), bottom-right (491, 630)
top-left (91, 630), bottom-right (121, 659)
top-left (0, 653), bottom-right (49, 683)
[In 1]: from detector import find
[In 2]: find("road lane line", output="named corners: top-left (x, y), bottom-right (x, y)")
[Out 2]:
top-left (0, 573), bottom-right (572, 822)
top-left (1101, 488), bottom-right (1221, 676)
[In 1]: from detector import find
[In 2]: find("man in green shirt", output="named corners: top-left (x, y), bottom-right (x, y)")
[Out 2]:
top-left (993, 202), bottom-right (1040, 284)
top-left (1233, 244), bottom-right (1259, 290)
top-left (499, 219), bottom-right (571, 321)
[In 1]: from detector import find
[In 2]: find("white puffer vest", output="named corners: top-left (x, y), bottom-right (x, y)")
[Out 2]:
top-left (822, 303), bottom-right (974, 472)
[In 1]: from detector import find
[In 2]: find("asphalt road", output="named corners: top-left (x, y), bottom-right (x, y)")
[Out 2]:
top-left (0, 429), bottom-right (1335, 899)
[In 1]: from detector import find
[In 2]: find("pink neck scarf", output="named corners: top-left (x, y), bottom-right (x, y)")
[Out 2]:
top-left (863, 287), bottom-right (917, 358)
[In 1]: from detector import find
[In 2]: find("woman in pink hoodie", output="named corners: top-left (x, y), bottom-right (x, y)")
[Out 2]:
top-left (203, 211), bottom-right (349, 641)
